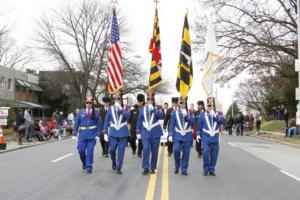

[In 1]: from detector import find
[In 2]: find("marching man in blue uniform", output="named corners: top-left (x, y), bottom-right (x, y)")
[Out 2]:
top-left (72, 96), bottom-right (102, 174)
top-left (136, 93), bottom-right (164, 175)
top-left (196, 97), bottom-right (224, 176)
top-left (168, 97), bottom-right (195, 175)
top-left (103, 93), bottom-right (130, 175)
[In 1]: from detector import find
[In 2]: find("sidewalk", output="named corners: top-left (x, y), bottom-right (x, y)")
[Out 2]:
top-left (0, 137), bottom-right (69, 154)
top-left (247, 130), bottom-right (300, 149)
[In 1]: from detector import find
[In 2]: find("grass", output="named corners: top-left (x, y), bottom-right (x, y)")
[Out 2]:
top-left (260, 120), bottom-right (290, 133)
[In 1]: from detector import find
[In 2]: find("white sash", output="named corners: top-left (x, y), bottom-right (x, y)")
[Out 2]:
top-left (110, 106), bottom-right (126, 130)
top-left (175, 110), bottom-right (191, 136)
top-left (204, 112), bottom-right (218, 136)
top-left (142, 106), bottom-right (160, 131)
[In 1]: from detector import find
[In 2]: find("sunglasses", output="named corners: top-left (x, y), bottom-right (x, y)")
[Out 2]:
top-left (179, 101), bottom-right (184, 104)
top-left (147, 98), bottom-right (153, 101)
top-left (86, 102), bottom-right (93, 104)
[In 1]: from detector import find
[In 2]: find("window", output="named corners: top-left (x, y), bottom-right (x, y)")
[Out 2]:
top-left (0, 77), bottom-right (5, 89)
top-left (7, 79), bottom-right (12, 90)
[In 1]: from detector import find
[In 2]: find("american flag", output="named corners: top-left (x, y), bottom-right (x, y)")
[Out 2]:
top-left (107, 9), bottom-right (123, 94)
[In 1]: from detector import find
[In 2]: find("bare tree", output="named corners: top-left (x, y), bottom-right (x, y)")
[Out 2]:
top-left (196, 0), bottom-right (297, 83)
top-left (234, 78), bottom-right (267, 116)
top-left (36, 0), bottom-right (151, 105)
top-left (0, 3), bottom-right (31, 69)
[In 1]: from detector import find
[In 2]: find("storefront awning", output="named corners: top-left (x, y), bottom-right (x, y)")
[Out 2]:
top-left (15, 80), bottom-right (43, 92)
top-left (0, 99), bottom-right (49, 110)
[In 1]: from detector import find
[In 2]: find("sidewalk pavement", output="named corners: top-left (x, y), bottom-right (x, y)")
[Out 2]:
top-left (0, 137), bottom-right (69, 154)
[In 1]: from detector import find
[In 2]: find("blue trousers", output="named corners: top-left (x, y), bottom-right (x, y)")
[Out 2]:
top-left (202, 138), bottom-right (219, 173)
top-left (174, 140), bottom-right (192, 172)
top-left (109, 136), bottom-right (127, 171)
top-left (77, 139), bottom-right (96, 171)
top-left (142, 137), bottom-right (160, 170)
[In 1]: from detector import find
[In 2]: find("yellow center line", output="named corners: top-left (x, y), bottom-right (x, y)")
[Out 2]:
top-left (161, 147), bottom-right (169, 200)
top-left (145, 146), bottom-right (163, 200)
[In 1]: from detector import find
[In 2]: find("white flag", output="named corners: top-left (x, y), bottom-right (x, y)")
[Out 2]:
top-left (202, 13), bottom-right (221, 96)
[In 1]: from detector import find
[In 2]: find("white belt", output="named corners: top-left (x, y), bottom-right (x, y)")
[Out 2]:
top-left (203, 128), bottom-right (219, 136)
top-left (80, 125), bottom-right (97, 130)
top-left (110, 122), bottom-right (127, 131)
top-left (143, 121), bottom-right (161, 131)
top-left (175, 127), bottom-right (191, 136)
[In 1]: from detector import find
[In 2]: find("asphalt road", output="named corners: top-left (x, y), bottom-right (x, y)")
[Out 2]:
top-left (0, 134), bottom-right (300, 200)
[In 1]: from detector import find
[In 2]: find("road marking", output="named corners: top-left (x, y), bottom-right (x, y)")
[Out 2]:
top-left (280, 170), bottom-right (300, 182)
top-left (145, 146), bottom-right (162, 200)
top-left (51, 153), bottom-right (74, 163)
top-left (161, 147), bottom-right (169, 200)
top-left (228, 142), bottom-right (237, 148)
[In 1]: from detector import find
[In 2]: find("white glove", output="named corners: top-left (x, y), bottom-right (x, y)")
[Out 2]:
top-left (168, 136), bottom-right (173, 142)
top-left (181, 109), bottom-right (187, 117)
top-left (114, 102), bottom-right (121, 109)
top-left (95, 136), bottom-right (100, 142)
top-left (210, 110), bottom-right (216, 117)
top-left (104, 134), bottom-right (109, 142)
top-left (72, 136), bottom-right (77, 141)
top-left (148, 104), bottom-right (154, 110)
top-left (137, 134), bottom-right (141, 140)
top-left (196, 135), bottom-right (201, 143)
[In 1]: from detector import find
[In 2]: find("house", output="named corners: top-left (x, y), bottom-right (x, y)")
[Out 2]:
top-left (0, 66), bottom-right (46, 118)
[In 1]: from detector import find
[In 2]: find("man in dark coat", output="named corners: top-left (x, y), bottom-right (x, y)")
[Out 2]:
top-left (99, 96), bottom-right (110, 157)
top-left (128, 94), bottom-right (145, 157)
top-left (194, 101), bottom-right (205, 158)
top-left (163, 97), bottom-right (179, 156)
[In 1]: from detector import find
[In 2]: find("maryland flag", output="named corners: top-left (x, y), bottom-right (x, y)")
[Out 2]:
top-left (202, 14), bottom-right (221, 96)
top-left (176, 12), bottom-right (193, 98)
top-left (148, 8), bottom-right (163, 90)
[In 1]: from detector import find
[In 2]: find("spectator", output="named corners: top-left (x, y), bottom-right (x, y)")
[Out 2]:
top-left (276, 106), bottom-right (280, 120)
top-left (287, 119), bottom-right (296, 137)
top-left (15, 108), bottom-right (25, 145)
top-left (283, 108), bottom-right (289, 137)
top-left (234, 113), bottom-right (243, 136)
top-left (256, 114), bottom-right (262, 135)
top-left (23, 108), bottom-right (32, 140)
top-left (227, 116), bottom-right (234, 135)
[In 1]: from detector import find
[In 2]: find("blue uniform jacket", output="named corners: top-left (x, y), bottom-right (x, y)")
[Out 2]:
top-left (168, 109), bottom-right (195, 142)
top-left (103, 106), bottom-right (130, 138)
top-left (196, 111), bottom-right (225, 143)
top-left (136, 106), bottom-right (164, 139)
top-left (72, 109), bottom-right (102, 140)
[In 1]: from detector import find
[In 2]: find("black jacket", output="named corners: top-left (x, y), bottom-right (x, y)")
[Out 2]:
top-left (128, 105), bottom-right (140, 133)
top-left (163, 107), bottom-right (175, 130)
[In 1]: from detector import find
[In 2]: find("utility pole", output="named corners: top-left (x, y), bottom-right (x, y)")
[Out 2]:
top-left (296, 0), bottom-right (300, 125)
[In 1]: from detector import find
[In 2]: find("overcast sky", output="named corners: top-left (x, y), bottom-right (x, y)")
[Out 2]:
top-left (2, 0), bottom-right (239, 113)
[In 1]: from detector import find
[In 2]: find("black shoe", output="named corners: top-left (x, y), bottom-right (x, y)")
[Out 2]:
top-left (82, 164), bottom-right (86, 170)
top-left (104, 154), bottom-right (109, 158)
top-left (181, 171), bottom-right (188, 176)
top-left (143, 169), bottom-right (149, 175)
top-left (168, 153), bottom-right (172, 157)
top-left (209, 172), bottom-right (216, 176)
top-left (174, 168), bottom-right (179, 174)
top-left (112, 163), bottom-right (116, 171)
top-left (150, 169), bottom-right (155, 174)
top-left (86, 169), bottom-right (92, 174)
top-left (116, 170), bottom-right (122, 175)
top-left (203, 171), bottom-right (208, 176)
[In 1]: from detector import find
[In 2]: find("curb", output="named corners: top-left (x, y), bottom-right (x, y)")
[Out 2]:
top-left (0, 137), bottom-right (71, 154)
top-left (249, 135), bottom-right (300, 149)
